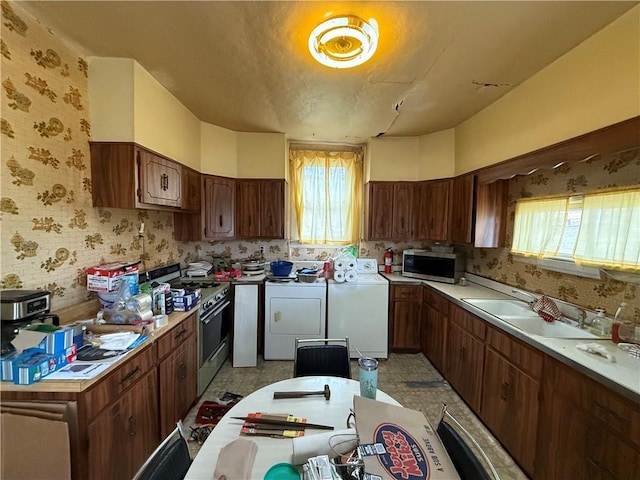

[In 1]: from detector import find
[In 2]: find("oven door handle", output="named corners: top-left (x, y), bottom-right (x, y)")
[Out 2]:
top-left (201, 300), bottom-right (231, 324)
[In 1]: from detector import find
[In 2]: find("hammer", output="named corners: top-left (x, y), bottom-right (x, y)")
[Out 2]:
top-left (273, 384), bottom-right (331, 400)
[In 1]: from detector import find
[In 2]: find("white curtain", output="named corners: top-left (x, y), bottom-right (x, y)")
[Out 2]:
top-left (573, 188), bottom-right (640, 271)
top-left (511, 197), bottom-right (568, 258)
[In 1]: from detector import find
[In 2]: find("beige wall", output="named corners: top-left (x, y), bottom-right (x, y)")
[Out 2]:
top-left (455, 5), bottom-right (640, 175)
top-left (237, 132), bottom-right (287, 178)
top-left (88, 57), bottom-right (201, 170)
top-left (88, 57), bottom-right (135, 142)
top-left (200, 122), bottom-right (238, 177)
top-left (133, 62), bottom-right (201, 169)
top-left (417, 128), bottom-right (456, 180)
top-left (367, 129), bottom-right (456, 181)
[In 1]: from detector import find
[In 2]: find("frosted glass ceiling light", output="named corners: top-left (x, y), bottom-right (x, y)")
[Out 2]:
top-left (309, 15), bottom-right (379, 69)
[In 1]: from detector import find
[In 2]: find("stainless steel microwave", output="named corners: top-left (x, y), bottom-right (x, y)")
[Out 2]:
top-left (402, 249), bottom-right (465, 284)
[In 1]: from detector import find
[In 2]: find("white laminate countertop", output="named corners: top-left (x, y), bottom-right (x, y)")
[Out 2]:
top-left (382, 272), bottom-right (640, 402)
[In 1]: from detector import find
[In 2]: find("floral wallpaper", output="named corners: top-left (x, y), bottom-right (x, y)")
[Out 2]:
top-left (0, 1), bottom-right (190, 311)
top-left (467, 148), bottom-right (640, 320)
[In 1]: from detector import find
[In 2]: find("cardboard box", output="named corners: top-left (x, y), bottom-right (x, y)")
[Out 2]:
top-left (171, 290), bottom-right (201, 311)
top-left (87, 262), bottom-right (139, 292)
top-left (354, 396), bottom-right (460, 480)
top-left (23, 324), bottom-right (74, 354)
top-left (5, 344), bottom-right (76, 385)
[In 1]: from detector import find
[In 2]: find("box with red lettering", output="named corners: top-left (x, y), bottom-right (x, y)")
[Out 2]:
top-left (353, 396), bottom-right (460, 480)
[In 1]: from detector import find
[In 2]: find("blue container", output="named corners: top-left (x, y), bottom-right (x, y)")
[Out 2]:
top-left (270, 260), bottom-right (293, 277)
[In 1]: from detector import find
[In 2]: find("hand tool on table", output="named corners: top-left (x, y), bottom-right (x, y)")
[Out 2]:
top-left (231, 416), bottom-right (334, 430)
top-left (272, 384), bottom-right (331, 400)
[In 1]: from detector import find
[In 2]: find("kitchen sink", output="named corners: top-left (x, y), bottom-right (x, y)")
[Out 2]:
top-left (461, 298), bottom-right (601, 339)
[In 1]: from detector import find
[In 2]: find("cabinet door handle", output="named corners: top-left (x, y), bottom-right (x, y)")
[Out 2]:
top-left (128, 415), bottom-right (137, 437)
top-left (160, 173), bottom-right (169, 191)
top-left (119, 365), bottom-right (140, 385)
top-left (501, 381), bottom-right (509, 400)
top-left (248, 215), bottom-right (252, 227)
top-left (175, 328), bottom-right (186, 340)
top-left (459, 346), bottom-right (466, 361)
top-left (219, 215), bottom-right (223, 227)
top-left (179, 363), bottom-right (187, 380)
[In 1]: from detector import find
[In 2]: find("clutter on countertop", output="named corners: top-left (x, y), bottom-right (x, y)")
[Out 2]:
top-left (532, 295), bottom-right (563, 322)
top-left (576, 342), bottom-right (617, 362)
top-left (86, 261), bottom-right (139, 293)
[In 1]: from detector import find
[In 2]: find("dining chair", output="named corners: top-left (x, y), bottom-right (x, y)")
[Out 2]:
top-left (132, 421), bottom-right (192, 480)
top-left (293, 337), bottom-right (351, 378)
top-left (436, 404), bottom-right (500, 480)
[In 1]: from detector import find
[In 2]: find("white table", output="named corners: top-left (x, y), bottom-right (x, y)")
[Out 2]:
top-left (185, 376), bottom-right (399, 480)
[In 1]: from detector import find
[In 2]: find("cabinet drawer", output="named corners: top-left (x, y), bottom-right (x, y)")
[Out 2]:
top-left (422, 286), bottom-right (448, 314)
top-left (157, 315), bottom-right (195, 360)
top-left (486, 326), bottom-right (543, 379)
top-left (85, 345), bottom-right (156, 420)
top-left (449, 303), bottom-right (486, 340)
top-left (553, 361), bottom-right (640, 446)
top-left (392, 284), bottom-right (422, 301)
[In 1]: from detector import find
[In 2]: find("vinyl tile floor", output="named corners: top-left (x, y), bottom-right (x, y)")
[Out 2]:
top-left (183, 353), bottom-right (528, 480)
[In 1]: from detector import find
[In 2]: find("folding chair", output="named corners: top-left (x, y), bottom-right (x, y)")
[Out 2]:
top-left (133, 421), bottom-right (192, 480)
top-left (436, 404), bottom-right (500, 480)
top-left (294, 337), bottom-right (351, 378)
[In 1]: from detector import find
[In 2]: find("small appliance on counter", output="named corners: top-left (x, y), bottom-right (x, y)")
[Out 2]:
top-left (0, 290), bottom-right (59, 355)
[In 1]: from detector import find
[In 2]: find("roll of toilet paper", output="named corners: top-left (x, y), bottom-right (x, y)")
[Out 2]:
top-left (292, 428), bottom-right (358, 465)
top-left (333, 271), bottom-right (346, 283)
top-left (334, 260), bottom-right (346, 271)
top-left (345, 260), bottom-right (357, 270)
top-left (345, 269), bottom-right (358, 282)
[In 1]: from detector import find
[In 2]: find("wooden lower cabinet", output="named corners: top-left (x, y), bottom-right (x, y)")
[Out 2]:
top-left (158, 331), bottom-right (197, 438)
top-left (390, 285), bottom-right (422, 351)
top-left (481, 347), bottom-right (540, 475)
top-left (537, 358), bottom-right (640, 479)
top-left (445, 304), bottom-right (486, 413)
top-left (87, 369), bottom-right (159, 480)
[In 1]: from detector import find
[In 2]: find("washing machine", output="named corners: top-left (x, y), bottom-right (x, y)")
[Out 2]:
top-left (264, 277), bottom-right (327, 360)
top-left (327, 258), bottom-right (389, 358)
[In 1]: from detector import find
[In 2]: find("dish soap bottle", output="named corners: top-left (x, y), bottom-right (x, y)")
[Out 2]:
top-left (611, 302), bottom-right (636, 344)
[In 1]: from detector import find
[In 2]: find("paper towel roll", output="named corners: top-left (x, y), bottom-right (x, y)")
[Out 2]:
top-left (334, 260), bottom-right (346, 271)
top-left (126, 293), bottom-right (152, 312)
top-left (346, 260), bottom-right (357, 270)
top-left (292, 428), bottom-right (358, 465)
top-left (345, 269), bottom-right (358, 282)
top-left (333, 271), bottom-right (346, 283)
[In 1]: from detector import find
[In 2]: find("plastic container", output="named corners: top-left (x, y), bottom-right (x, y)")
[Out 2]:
top-left (611, 302), bottom-right (636, 344)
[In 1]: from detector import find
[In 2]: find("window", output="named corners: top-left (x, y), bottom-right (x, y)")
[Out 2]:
top-left (289, 148), bottom-right (363, 244)
top-left (512, 188), bottom-right (640, 273)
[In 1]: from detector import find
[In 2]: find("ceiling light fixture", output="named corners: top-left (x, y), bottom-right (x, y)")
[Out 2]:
top-left (308, 15), bottom-right (379, 69)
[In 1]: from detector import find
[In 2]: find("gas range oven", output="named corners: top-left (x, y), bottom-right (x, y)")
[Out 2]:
top-left (144, 264), bottom-right (232, 396)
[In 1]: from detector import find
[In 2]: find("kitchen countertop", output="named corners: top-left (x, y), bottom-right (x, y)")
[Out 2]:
top-left (0, 307), bottom-right (197, 393)
top-left (383, 272), bottom-right (640, 402)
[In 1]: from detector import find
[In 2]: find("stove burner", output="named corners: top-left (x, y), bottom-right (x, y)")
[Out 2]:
top-left (173, 280), bottom-right (220, 289)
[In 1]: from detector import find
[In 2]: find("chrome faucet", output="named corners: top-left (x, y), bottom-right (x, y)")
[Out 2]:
top-left (574, 308), bottom-right (588, 329)
top-left (511, 288), bottom-right (538, 306)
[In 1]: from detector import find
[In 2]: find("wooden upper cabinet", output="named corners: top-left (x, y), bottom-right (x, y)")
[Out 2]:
top-left (474, 179), bottom-right (508, 248)
top-left (414, 179), bottom-right (451, 242)
top-left (260, 179), bottom-right (285, 238)
top-left (393, 183), bottom-right (414, 240)
top-left (236, 179), bottom-right (285, 239)
top-left (365, 182), bottom-right (394, 240)
top-left (365, 182), bottom-right (414, 240)
top-left (90, 142), bottom-right (183, 210)
top-left (449, 174), bottom-right (475, 245)
top-left (236, 180), bottom-right (261, 238)
top-left (181, 166), bottom-right (202, 213)
top-left (137, 148), bottom-right (182, 208)
top-left (203, 175), bottom-right (235, 239)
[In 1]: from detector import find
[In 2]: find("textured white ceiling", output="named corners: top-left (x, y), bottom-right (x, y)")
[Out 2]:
top-left (18, 1), bottom-right (637, 143)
